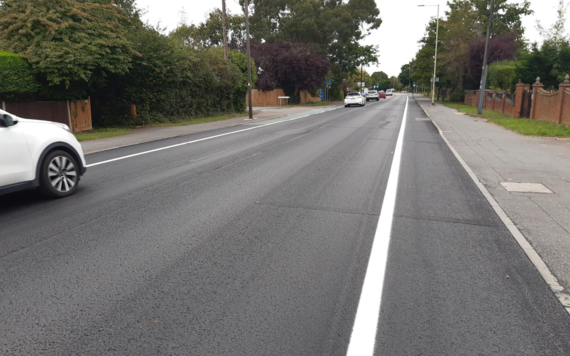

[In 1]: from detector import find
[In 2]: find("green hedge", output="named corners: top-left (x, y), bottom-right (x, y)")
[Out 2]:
top-left (0, 50), bottom-right (39, 94)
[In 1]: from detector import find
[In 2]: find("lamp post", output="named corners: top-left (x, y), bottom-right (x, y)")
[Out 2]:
top-left (418, 4), bottom-right (439, 105)
top-left (477, 0), bottom-right (495, 115)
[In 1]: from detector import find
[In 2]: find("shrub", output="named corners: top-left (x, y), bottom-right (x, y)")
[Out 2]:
top-left (0, 51), bottom-right (39, 95)
top-left (339, 90), bottom-right (345, 100)
top-left (450, 90), bottom-right (465, 102)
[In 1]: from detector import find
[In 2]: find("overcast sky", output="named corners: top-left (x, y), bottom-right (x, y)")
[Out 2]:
top-left (135, 0), bottom-right (562, 77)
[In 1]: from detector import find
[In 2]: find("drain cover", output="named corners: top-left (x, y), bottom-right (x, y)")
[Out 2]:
top-left (500, 182), bottom-right (553, 193)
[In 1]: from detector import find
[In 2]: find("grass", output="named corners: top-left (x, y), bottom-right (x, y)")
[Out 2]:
top-left (74, 113), bottom-right (249, 142)
top-left (443, 102), bottom-right (512, 120)
top-left (442, 102), bottom-right (570, 138)
top-left (74, 128), bottom-right (133, 142)
top-left (147, 113), bottom-right (249, 127)
top-left (487, 118), bottom-right (570, 138)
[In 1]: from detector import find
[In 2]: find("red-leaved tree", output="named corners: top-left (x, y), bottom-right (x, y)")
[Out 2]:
top-left (468, 31), bottom-right (519, 87)
top-left (251, 40), bottom-right (330, 103)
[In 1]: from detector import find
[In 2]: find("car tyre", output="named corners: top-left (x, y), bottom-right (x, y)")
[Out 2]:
top-left (39, 150), bottom-right (80, 198)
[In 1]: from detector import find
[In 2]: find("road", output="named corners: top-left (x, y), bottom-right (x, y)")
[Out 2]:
top-left (1, 95), bottom-right (570, 355)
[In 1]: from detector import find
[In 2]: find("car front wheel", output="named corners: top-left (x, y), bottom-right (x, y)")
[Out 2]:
top-left (39, 150), bottom-right (80, 198)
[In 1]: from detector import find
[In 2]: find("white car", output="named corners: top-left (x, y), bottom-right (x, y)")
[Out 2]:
top-left (366, 90), bottom-right (380, 101)
top-left (386, 89), bottom-right (394, 96)
top-left (0, 109), bottom-right (87, 198)
top-left (344, 92), bottom-right (366, 107)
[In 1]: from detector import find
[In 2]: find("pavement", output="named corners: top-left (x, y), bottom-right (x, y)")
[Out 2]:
top-left (2, 95), bottom-right (570, 355)
top-left (415, 96), bottom-right (570, 297)
top-left (81, 104), bottom-right (343, 154)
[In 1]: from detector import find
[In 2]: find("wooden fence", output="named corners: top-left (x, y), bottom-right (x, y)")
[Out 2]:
top-left (1, 98), bottom-right (92, 132)
top-left (246, 89), bottom-right (321, 106)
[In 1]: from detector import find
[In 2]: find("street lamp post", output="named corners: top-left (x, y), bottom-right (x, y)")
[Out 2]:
top-left (418, 4), bottom-right (439, 105)
top-left (477, 0), bottom-right (495, 115)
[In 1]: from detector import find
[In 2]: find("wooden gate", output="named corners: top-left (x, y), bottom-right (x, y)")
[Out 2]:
top-left (69, 97), bottom-right (92, 132)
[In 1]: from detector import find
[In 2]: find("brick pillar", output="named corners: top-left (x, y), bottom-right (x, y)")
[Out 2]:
top-left (558, 74), bottom-right (570, 124)
top-left (501, 93), bottom-right (506, 114)
top-left (513, 80), bottom-right (529, 118)
top-left (531, 77), bottom-right (544, 120)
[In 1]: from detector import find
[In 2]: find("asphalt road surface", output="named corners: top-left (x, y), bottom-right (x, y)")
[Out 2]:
top-left (1, 96), bottom-right (570, 355)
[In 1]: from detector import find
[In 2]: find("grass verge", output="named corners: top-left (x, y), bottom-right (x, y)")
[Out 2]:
top-left (487, 118), bottom-right (570, 138)
top-left (147, 113), bottom-right (248, 127)
top-left (74, 113), bottom-right (249, 141)
top-left (443, 102), bottom-right (570, 137)
top-left (74, 128), bottom-right (133, 142)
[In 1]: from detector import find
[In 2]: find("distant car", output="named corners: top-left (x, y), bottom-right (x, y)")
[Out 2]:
top-left (344, 92), bottom-right (366, 107)
top-left (367, 90), bottom-right (380, 101)
top-left (378, 90), bottom-right (386, 99)
top-left (0, 109), bottom-right (87, 198)
top-left (386, 89), bottom-right (394, 96)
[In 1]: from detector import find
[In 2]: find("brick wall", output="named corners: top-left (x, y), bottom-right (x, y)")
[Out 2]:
top-left (531, 75), bottom-right (570, 124)
top-left (463, 76), bottom-right (570, 124)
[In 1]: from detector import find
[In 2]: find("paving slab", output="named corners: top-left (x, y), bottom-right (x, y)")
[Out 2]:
top-left (415, 96), bottom-right (570, 293)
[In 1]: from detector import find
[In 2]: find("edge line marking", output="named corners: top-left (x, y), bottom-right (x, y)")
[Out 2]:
top-left (86, 106), bottom-right (342, 168)
top-left (346, 97), bottom-right (409, 355)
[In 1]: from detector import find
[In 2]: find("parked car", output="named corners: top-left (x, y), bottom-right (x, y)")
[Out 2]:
top-left (367, 90), bottom-right (380, 101)
top-left (378, 90), bottom-right (387, 99)
top-left (386, 89), bottom-right (394, 96)
top-left (0, 109), bottom-right (87, 198)
top-left (344, 92), bottom-right (366, 107)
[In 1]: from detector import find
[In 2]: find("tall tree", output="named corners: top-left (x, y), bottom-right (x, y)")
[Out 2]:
top-left (251, 40), bottom-right (330, 103)
top-left (0, 0), bottom-right (136, 90)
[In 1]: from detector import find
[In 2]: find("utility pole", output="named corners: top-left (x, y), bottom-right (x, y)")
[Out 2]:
top-left (477, 0), bottom-right (495, 115)
top-left (222, 0), bottom-right (228, 60)
top-left (244, 0), bottom-right (253, 119)
top-left (360, 64), bottom-right (363, 93)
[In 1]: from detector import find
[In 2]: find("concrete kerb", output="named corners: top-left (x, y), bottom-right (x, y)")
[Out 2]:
top-left (82, 105), bottom-right (342, 155)
top-left (414, 96), bottom-right (570, 316)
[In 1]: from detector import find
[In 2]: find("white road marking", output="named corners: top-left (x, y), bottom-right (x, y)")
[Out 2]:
top-left (86, 107), bottom-right (341, 168)
top-left (346, 97), bottom-right (409, 355)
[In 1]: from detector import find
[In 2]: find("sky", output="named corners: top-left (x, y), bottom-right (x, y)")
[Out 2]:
top-left (135, 0), bottom-right (562, 77)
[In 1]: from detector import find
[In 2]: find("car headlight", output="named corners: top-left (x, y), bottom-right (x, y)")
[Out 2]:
top-left (51, 122), bottom-right (72, 133)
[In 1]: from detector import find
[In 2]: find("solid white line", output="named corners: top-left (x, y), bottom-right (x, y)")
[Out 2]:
top-left (346, 97), bottom-right (408, 355)
top-left (86, 106), bottom-right (341, 168)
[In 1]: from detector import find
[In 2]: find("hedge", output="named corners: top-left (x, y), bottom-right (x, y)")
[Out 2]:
top-left (0, 50), bottom-right (39, 94)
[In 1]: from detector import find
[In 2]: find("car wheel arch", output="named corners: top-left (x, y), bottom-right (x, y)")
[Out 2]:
top-left (35, 142), bottom-right (84, 184)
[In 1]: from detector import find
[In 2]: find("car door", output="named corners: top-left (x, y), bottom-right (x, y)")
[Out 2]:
top-left (0, 119), bottom-right (34, 187)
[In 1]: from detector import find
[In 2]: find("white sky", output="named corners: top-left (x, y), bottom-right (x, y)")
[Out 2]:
top-left (136, 0), bottom-right (561, 77)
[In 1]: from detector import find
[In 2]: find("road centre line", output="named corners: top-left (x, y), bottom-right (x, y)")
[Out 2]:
top-left (86, 106), bottom-right (342, 168)
top-left (346, 97), bottom-right (408, 355)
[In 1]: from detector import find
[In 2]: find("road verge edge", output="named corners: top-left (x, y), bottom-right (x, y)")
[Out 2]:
top-left (415, 97), bottom-right (570, 315)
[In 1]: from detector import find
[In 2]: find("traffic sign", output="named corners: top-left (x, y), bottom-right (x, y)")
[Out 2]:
top-left (324, 81), bottom-right (332, 85)
top-left (430, 77), bottom-right (440, 83)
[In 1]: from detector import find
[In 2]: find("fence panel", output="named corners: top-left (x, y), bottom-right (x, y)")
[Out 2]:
top-left (5, 101), bottom-right (69, 126)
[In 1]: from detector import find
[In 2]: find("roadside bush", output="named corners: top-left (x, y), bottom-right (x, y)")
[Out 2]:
top-left (339, 90), bottom-right (345, 100)
top-left (450, 90), bottom-right (465, 102)
top-left (90, 26), bottom-right (248, 127)
top-left (488, 60), bottom-right (517, 92)
top-left (0, 50), bottom-right (39, 96)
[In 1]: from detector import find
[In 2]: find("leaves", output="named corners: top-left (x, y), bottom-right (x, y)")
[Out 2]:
top-left (0, 0), bottom-right (136, 88)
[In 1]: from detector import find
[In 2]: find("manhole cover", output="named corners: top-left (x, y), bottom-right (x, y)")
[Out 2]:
top-left (500, 182), bottom-right (553, 194)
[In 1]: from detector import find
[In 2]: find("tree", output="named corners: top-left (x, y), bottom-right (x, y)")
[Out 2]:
top-left (251, 40), bottom-right (330, 103)
top-left (244, 0), bottom-right (381, 74)
top-left (170, 9), bottom-right (246, 50)
top-left (469, 0), bottom-right (532, 36)
top-left (0, 0), bottom-right (137, 90)
top-left (440, 1), bottom-right (481, 90)
top-left (468, 30), bottom-right (518, 86)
